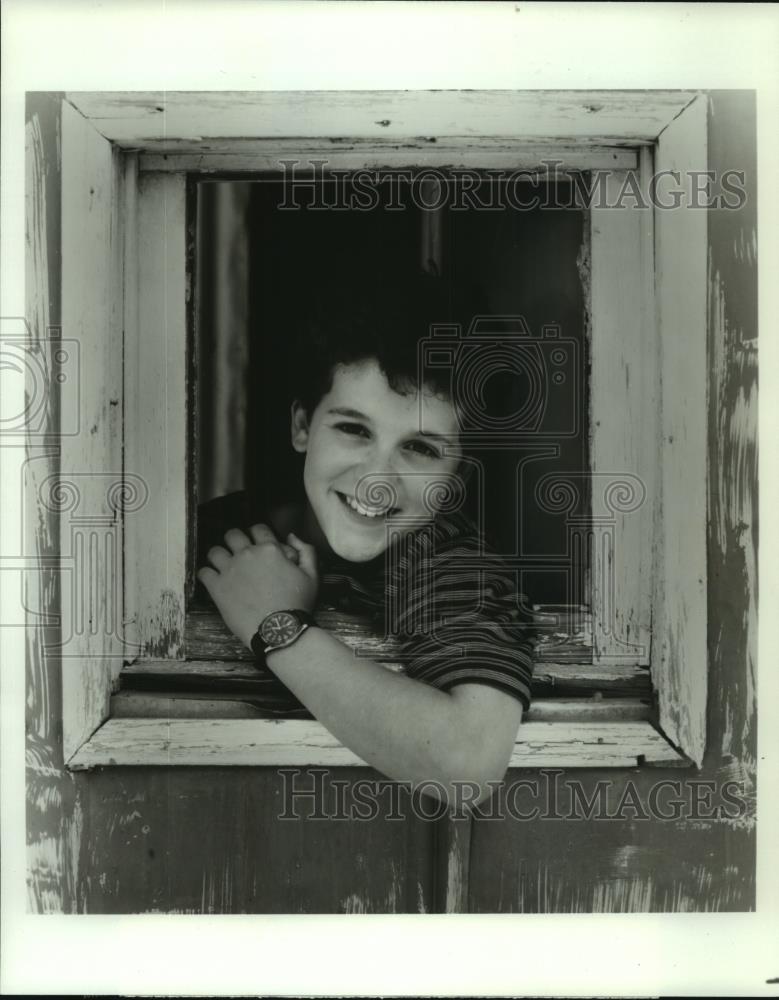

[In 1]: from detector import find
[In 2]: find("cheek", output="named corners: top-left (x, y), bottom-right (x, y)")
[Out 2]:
top-left (404, 474), bottom-right (439, 517)
top-left (301, 450), bottom-right (324, 507)
top-left (409, 465), bottom-right (464, 516)
top-left (303, 435), bottom-right (347, 489)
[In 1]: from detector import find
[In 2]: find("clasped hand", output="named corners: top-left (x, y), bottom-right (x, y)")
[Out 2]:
top-left (197, 525), bottom-right (319, 648)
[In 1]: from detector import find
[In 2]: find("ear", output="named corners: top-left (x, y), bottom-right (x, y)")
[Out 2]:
top-left (290, 399), bottom-right (310, 453)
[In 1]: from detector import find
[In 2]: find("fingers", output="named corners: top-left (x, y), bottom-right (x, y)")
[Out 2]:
top-left (223, 528), bottom-right (252, 554)
top-left (249, 523), bottom-right (278, 546)
top-left (248, 523), bottom-right (299, 561)
top-left (280, 543), bottom-right (300, 564)
top-left (197, 565), bottom-right (219, 591)
top-left (203, 527), bottom-right (305, 586)
top-left (205, 544), bottom-right (231, 571)
top-left (286, 532), bottom-right (318, 579)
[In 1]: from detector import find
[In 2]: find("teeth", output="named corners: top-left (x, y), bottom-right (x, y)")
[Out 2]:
top-left (341, 493), bottom-right (393, 518)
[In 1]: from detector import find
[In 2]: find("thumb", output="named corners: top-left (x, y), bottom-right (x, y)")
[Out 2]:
top-left (280, 543), bottom-right (300, 564)
top-left (287, 532), bottom-right (318, 579)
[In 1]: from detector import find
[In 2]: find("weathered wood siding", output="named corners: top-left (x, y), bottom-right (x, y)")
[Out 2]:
top-left (25, 91), bottom-right (72, 913)
top-left (468, 90), bottom-right (757, 912)
top-left (26, 91), bottom-right (756, 913)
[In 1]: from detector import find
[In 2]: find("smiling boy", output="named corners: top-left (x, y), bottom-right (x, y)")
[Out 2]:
top-left (197, 274), bottom-right (535, 805)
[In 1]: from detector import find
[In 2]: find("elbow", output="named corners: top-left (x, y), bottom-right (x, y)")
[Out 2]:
top-left (411, 691), bottom-right (523, 809)
top-left (454, 757), bottom-right (510, 809)
top-left (422, 743), bottom-right (511, 811)
top-left (427, 684), bottom-right (523, 809)
top-left (417, 766), bottom-right (507, 811)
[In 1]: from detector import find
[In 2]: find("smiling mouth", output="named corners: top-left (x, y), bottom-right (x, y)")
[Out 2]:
top-left (335, 491), bottom-right (400, 520)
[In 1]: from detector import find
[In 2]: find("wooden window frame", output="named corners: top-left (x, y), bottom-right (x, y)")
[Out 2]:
top-left (34, 91), bottom-right (706, 770)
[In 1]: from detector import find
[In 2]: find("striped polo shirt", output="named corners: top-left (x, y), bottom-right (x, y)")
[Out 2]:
top-left (196, 492), bottom-right (535, 716)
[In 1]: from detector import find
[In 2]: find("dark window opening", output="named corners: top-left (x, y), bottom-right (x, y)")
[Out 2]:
top-left (192, 173), bottom-right (589, 612)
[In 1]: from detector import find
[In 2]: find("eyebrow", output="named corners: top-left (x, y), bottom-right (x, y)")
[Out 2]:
top-left (327, 407), bottom-right (371, 420)
top-left (326, 407), bottom-right (453, 444)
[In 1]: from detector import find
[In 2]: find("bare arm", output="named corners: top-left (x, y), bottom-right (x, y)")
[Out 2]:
top-left (198, 524), bottom-right (524, 805)
top-left (267, 625), bottom-right (523, 805)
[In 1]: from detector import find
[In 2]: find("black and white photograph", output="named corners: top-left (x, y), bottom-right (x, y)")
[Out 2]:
top-left (1, 2), bottom-right (776, 996)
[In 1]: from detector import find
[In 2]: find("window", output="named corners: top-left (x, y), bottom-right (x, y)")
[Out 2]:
top-left (33, 91), bottom-right (706, 770)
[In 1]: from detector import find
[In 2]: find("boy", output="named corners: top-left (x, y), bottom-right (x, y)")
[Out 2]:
top-left (197, 273), bottom-right (535, 805)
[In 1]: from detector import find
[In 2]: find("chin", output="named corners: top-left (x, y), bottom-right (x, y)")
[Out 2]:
top-left (309, 488), bottom-right (399, 564)
top-left (327, 531), bottom-right (389, 564)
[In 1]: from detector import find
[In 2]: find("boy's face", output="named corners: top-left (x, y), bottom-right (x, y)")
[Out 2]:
top-left (291, 359), bottom-right (463, 563)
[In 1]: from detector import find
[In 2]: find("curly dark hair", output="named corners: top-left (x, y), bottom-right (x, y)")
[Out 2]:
top-left (288, 269), bottom-right (486, 418)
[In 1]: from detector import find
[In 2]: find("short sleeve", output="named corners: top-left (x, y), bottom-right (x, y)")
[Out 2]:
top-left (389, 518), bottom-right (537, 711)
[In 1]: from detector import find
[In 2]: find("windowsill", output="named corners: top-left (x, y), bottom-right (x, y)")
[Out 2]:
top-left (66, 715), bottom-right (688, 770)
top-left (65, 601), bottom-right (689, 771)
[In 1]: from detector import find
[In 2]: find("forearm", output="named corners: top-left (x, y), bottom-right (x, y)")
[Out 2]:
top-left (267, 626), bottom-right (498, 797)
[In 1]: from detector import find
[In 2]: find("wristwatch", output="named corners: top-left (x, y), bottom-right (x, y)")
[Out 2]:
top-left (250, 609), bottom-right (318, 660)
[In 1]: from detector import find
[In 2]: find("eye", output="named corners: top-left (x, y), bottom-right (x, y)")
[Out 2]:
top-left (334, 421), bottom-right (370, 438)
top-left (405, 439), bottom-right (441, 460)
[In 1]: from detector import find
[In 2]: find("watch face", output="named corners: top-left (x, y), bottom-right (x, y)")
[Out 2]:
top-left (261, 611), bottom-right (300, 648)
